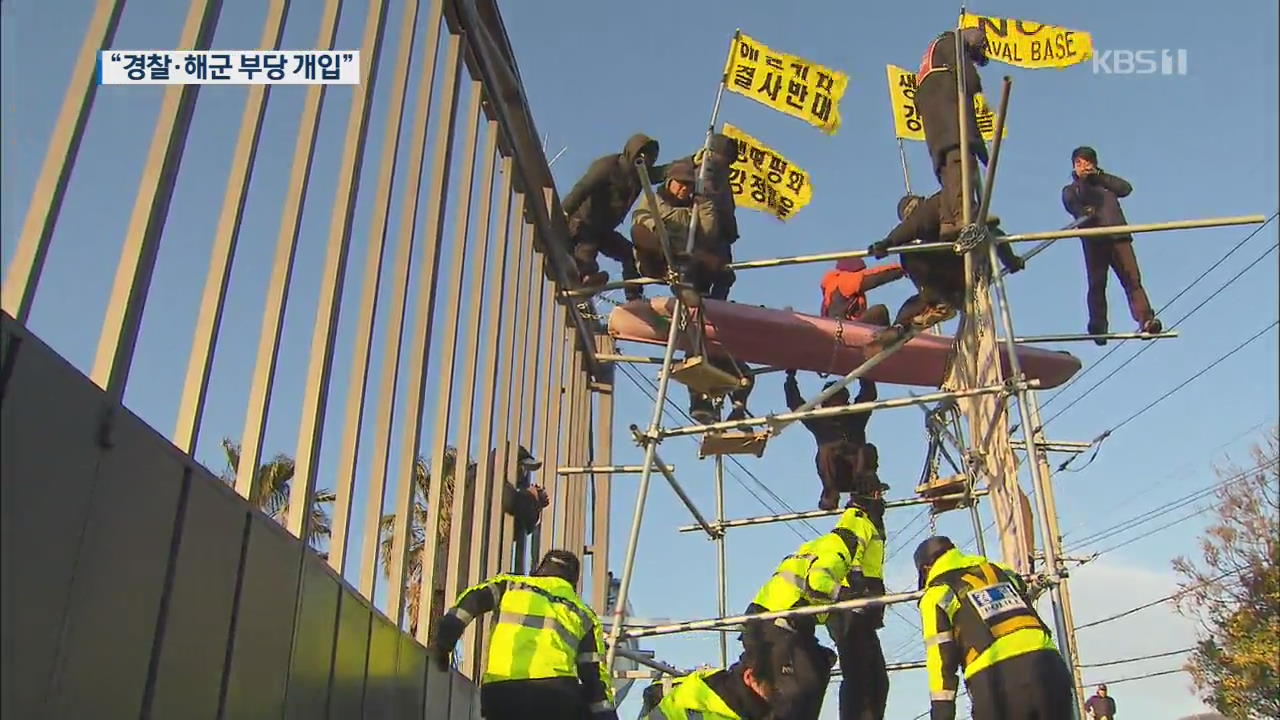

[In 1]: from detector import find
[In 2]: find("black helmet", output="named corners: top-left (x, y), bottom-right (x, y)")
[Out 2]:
top-left (535, 550), bottom-right (581, 586)
top-left (913, 536), bottom-right (956, 589)
top-left (897, 194), bottom-right (924, 222)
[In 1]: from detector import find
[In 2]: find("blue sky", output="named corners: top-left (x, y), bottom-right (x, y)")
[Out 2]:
top-left (3, 0), bottom-right (1278, 718)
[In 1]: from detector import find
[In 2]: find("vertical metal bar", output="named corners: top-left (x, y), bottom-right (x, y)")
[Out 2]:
top-left (232, 0), bottom-right (343, 501)
top-left (986, 240), bottom-right (1078, 712)
top-left (90, 0), bottom-right (222, 401)
top-left (173, 0), bottom-right (287, 454)
top-left (896, 137), bottom-right (912, 195)
top-left (2, 0), bottom-right (125, 323)
top-left (510, 238), bottom-right (546, 574)
top-left (383, 29), bottom-right (463, 623)
top-left (287, 0), bottom-right (391, 540)
top-left (444, 123), bottom-right (502, 678)
top-left (606, 290), bottom-right (693, 671)
top-left (568, 358), bottom-right (589, 557)
top-left (954, 10), bottom-right (973, 228)
top-left (484, 204), bottom-right (529, 581)
top-left (328, 0), bottom-right (440, 575)
top-left (469, 174), bottom-right (518, 675)
top-left (553, 342), bottom-right (580, 548)
top-left (715, 454), bottom-right (728, 667)
top-left (535, 299), bottom-right (566, 555)
top-left (590, 335), bottom-right (615, 615)
top-left (413, 80), bottom-right (485, 639)
top-left (968, 496), bottom-right (987, 556)
top-left (355, 4), bottom-right (447, 590)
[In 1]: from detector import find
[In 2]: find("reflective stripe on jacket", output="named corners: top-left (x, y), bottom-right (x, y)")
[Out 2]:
top-left (645, 671), bottom-right (740, 720)
top-left (919, 549), bottom-right (1057, 707)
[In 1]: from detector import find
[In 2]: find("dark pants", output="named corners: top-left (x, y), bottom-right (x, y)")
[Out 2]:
top-left (896, 252), bottom-right (966, 324)
top-left (815, 443), bottom-right (877, 509)
top-left (1081, 238), bottom-right (1154, 329)
top-left (966, 649), bottom-right (1075, 720)
top-left (853, 303), bottom-right (891, 327)
top-left (936, 147), bottom-right (983, 228)
top-left (633, 224), bottom-right (735, 299)
top-left (572, 228), bottom-right (638, 282)
top-left (828, 611), bottom-right (889, 720)
top-left (741, 619), bottom-right (834, 720)
top-left (480, 677), bottom-right (584, 720)
top-left (688, 353), bottom-right (755, 415)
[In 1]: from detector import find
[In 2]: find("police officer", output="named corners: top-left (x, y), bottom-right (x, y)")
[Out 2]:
top-left (431, 550), bottom-right (617, 720)
top-left (741, 507), bottom-right (882, 720)
top-left (639, 647), bottom-right (775, 720)
top-left (825, 491), bottom-right (889, 720)
top-left (913, 536), bottom-right (1074, 720)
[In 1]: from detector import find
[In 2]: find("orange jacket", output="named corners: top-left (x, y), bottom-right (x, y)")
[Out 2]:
top-left (820, 264), bottom-right (903, 319)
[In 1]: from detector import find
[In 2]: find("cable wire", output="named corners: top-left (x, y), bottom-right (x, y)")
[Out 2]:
top-left (1079, 647), bottom-right (1192, 668)
top-left (1076, 569), bottom-right (1238, 631)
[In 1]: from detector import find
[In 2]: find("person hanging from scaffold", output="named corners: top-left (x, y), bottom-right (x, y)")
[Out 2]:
top-left (782, 368), bottom-right (883, 511)
top-left (631, 148), bottom-right (756, 425)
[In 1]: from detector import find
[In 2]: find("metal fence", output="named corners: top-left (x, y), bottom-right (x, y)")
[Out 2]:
top-left (2, 0), bottom-right (606, 686)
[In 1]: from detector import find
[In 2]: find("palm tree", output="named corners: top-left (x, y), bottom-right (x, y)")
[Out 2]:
top-left (378, 447), bottom-right (476, 637)
top-left (219, 438), bottom-right (335, 551)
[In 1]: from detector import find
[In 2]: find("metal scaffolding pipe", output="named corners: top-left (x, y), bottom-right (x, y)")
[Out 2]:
top-left (618, 590), bottom-right (925, 640)
top-left (560, 277), bottom-right (663, 298)
top-left (661, 382), bottom-right (1031, 439)
top-left (633, 433), bottom-right (719, 539)
top-left (725, 241), bottom-right (955, 272)
top-left (614, 647), bottom-right (688, 677)
top-left (1011, 440), bottom-right (1092, 453)
top-left (1012, 331), bottom-right (1179, 344)
top-left (557, 464), bottom-right (675, 475)
top-left (677, 489), bottom-right (991, 533)
top-left (999, 215), bottom-right (1266, 244)
top-left (596, 353), bottom-right (668, 364)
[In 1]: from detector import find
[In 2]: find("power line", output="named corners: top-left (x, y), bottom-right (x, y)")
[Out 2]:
top-left (1082, 666), bottom-right (1186, 687)
top-left (1040, 211), bottom-right (1278, 412)
top-left (1076, 569), bottom-right (1238, 631)
top-left (1080, 646), bottom-right (1192, 668)
top-left (1090, 505), bottom-right (1210, 558)
top-left (1041, 235), bottom-right (1279, 429)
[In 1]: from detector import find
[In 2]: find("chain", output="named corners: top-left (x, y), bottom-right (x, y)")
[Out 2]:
top-left (819, 315), bottom-right (845, 379)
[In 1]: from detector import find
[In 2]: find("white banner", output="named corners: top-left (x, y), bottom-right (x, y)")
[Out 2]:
top-left (99, 50), bottom-right (361, 85)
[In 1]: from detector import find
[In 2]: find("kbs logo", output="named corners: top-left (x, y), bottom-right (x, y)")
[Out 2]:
top-left (1092, 49), bottom-right (1188, 75)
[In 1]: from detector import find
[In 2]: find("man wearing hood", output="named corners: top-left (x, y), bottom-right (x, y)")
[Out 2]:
top-left (866, 192), bottom-right (1024, 355)
top-left (633, 158), bottom-right (755, 424)
top-left (820, 257), bottom-right (906, 327)
top-left (1062, 145), bottom-right (1162, 345)
top-left (914, 27), bottom-right (992, 239)
top-left (783, 370), bottom-right (881, 511)
top-left (500, 445), bottom-right (548, 540)
top-left (562, 133), bottom-right (664, 298)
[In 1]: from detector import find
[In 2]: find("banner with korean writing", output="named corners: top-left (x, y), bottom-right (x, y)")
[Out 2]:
top-left (724, 32), bottom-right (849, 134)
top-left (961, 14), bottom-right (1093, 69)
top-left (885, 65), bottom-right (1005, 142)
top-left (721, 123), bottom-right (812, 221)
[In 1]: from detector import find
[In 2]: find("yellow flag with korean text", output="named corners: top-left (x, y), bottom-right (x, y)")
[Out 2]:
top-left (723, 32), bottom-right (849, 134)
top-left (721, 123), bottom-right (812, 221)
top-left (961, 14), bottom-right (1093, 69)
top-left (885, 65), bottom-right (1005, 142)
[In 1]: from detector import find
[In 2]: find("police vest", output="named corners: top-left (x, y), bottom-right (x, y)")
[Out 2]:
top-left (839, 507), bottom-right (884, 583)
top-left (645, 671), bottom-right (740, 720)
top-left (479, 574), bottom-right (596, 684)
top-left (751, 529), bottom-right (852, 613)
top-left (925, 553), bottom-right (1057, 678)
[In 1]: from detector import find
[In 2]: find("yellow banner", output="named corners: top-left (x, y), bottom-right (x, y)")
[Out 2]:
top-left (885, 65), bottom-right (1005, 142)
top-left (961, 14), bottom-right (1093, 69)
top-left (721, 123), bottom-right (813, 221)
top-left (724, 32), bottom-right (849, 134)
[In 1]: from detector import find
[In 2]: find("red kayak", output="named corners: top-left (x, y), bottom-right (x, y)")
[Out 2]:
top-left (607, 298), bottom-right (1082, 389)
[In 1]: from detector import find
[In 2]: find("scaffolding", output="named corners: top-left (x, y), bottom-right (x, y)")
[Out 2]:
top-left (554, 14), bottom-right (1268, 720)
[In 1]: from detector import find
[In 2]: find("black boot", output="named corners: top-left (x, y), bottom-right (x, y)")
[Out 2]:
top-left (689, 392), bottom-right (718, 426)
top-left (1087, 321), bottom-right (1108, 346)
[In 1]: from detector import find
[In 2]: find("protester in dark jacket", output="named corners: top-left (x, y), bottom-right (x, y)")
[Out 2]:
top-left (784, 370), bottom-right (884, 510)
top-left (562, 133), bottom-right (664, 298)
top-left (867, 192), bottom-right (1023, 354)
top-left (1062, 146), bottom-right (1161, 344)
top-left (914, 27), bottom-right (990, 239)
top-left (687, 133), bottom-right (741, 299)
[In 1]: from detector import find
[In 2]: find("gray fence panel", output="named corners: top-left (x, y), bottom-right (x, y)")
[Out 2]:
top-left (48, 406), bottom-right (183, 718)
top-left (330, 592), bottom-right (373, 717)
top-left (149, 468), bottom-right (250, 719)
top-left (222, 517), bottom-right (303, 719)
top-left (364, 612), bottom-right (400, 717)
top-left (285, 555), bottom-right (341, 719)
top-left (0, 317), bottom-right (106, 719)
top-left (397, 632), bottom-right (428, 719)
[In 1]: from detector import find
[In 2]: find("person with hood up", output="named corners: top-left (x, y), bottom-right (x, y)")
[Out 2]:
top-left (1062, 145), bottom-right (1162, 345)
top-left (820, 257), bottom-right (906, 327)
top-left (1084, 684), bottom-right (1116, 719)
top-left (633, 158), bottom-right (755, 424)
top-left (638, 646), bottom-right (776, 720)
top-left (914, 27), bottom-right (994, 240)
top-left (866, 192), bottom-right (1024, 355)
top-left (431, 550), bottom-right (617, 720)
top-left (562, 133), bottom-right (665, 298)
top-left (912, 536), bottom-right (1074, 720)
top-left (500, 445), bottom-right (548, 540)
top-left (783, 369), bottom-right (882, 511)
top-left (823, 490), bottom-right (890, 720)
